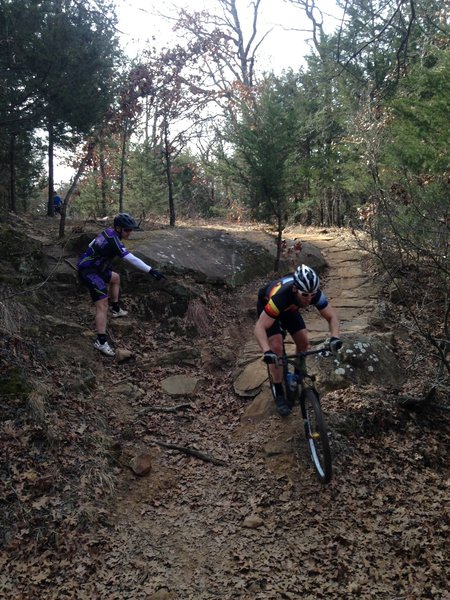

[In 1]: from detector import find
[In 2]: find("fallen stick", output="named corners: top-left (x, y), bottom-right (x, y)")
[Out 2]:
top-left (138, 403), bottom-right (191, 415)
top-left (146, 434), bottom-right (226, 466)
top-left (64, 258), bottom-right (78, 271)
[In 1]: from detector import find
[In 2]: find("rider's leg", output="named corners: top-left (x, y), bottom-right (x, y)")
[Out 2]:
top-left (108, 271), bottom-right (121, 304)
top-left (93, 297), bottom-right (115, 355)
top-left (292, 327), bottom-right (309, 353)
top-left (267, 332), bottom-right (291, 416)
top-left (95, 297), bottom-right (109, 337)
top-left (109, 271), bottom-right (129, 316)
top-left (267, 332), bottom-right (284, 384)
top-left (79, 269), bottom-right (112, 349)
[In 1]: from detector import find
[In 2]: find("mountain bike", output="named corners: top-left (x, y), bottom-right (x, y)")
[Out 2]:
top-left (267, 339), bottom-right (333, 484)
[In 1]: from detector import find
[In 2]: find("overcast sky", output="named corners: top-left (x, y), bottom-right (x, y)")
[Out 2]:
top-left (54, 0), bottom-right (342, 183)
top-left (116, 0), bottom-right (342, 73)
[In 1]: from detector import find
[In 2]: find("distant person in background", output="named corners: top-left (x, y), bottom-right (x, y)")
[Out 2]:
top-left (77, 212), bottom-right (166, 357)
top-left (53, 191), bottom-right (62, 215)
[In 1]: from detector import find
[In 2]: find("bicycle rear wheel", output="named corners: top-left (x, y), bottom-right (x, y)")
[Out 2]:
top-left (301, 388), bottom-right (332, 483)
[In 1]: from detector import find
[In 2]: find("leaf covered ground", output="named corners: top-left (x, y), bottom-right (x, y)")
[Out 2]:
top-left (0, 219), bottom-right (448, 599)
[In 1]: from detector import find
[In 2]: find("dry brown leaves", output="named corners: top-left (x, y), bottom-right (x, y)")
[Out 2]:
top-left (1, 221), bottom-right (449, 599)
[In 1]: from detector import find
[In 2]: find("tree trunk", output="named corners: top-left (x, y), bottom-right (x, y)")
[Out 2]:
top-left (275, 210), bottom-right (283, 271)
top-left (144, 97), bottom-right (150, 142)
top-left (118, 119), bottom-right (128, 213)
top-left (99, 140), bottom-right (108, 217)
top-left (9, 134), bottom-right (17, 213)
top-left (336, 195), bottom-right (342, 227)
top-left (48, 125), bottom-right (55, 216)
top-left (59, 141), bottom-right (96, 238)
top-left (163, 118), bottom-right (176, 227)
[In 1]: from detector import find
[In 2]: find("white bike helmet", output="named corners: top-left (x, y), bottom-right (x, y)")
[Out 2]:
top-left (293, 264), bottom-right (320, 294)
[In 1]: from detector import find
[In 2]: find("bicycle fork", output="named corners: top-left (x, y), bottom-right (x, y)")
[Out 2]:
top-left (300, 388), bottom-right (321, 440)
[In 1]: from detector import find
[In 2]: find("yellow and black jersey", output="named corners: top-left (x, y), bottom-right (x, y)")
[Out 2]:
top-left (258, 275), bottom-right (328, 319)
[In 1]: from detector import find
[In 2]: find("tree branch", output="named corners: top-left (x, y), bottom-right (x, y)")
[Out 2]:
top-left (149, 437), bottom-right (227, 466)
top-left (138, 403), bottom-right (191, 414)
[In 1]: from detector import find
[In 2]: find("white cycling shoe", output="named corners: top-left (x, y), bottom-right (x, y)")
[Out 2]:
top-left (111, 307), bottom-right (128, 318)
top-left (94, 339), bottom-right (115, 357)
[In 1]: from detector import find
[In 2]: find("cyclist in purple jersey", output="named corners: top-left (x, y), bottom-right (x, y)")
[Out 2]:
top-left (255, 264), bottom-right (342, 416)
top-left (77, 213), bottom-right (165, 356)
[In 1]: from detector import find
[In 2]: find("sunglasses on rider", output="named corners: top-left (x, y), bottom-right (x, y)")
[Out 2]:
top-left (123, 228), bottom-right (133, 233)
top-left (299, 291), bottom-right (315, 297)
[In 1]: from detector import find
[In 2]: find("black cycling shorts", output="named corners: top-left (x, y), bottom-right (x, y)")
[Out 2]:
top-left (256, 298), bottom-right (306, 338)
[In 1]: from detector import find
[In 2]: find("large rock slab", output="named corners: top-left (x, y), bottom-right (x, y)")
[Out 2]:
top-left (233, 360), bottom-right (268, 398)
top-left (129, 227), bottom-right (276, 286)
top-left (240, 388), bottom-right (274, 423)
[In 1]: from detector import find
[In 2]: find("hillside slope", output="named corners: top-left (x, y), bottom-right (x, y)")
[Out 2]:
top-left (1, 216), bottom-right (448, 600)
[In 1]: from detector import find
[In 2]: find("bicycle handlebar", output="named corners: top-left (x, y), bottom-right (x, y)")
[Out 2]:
top-left (277, 344), bottom-right (332, 365)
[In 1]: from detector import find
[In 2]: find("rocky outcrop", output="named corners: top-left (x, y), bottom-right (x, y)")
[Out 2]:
top-left (302, 333), bottom-right (404, 391)
top-left (128, 226), bottom-right (278, 286)
top-left (0, 224), bottom-right (276, 331)
top-left (234, 333), bottom-right (403, 407)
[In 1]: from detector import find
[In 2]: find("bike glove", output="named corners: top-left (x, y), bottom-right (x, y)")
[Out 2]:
top-left (329, 336), bottom-right (343, 352)
top-left (149, 268), bottom-right (165, 281)
top-left (263, 350), bottom-right (278, 364)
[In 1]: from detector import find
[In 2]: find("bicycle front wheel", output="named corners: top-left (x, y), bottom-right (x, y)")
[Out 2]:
top-left (301, 388), bottom-right (332, 484)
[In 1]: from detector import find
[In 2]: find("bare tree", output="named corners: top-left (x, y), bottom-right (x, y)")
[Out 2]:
top-left (169, 0), bottom-right (272, 97)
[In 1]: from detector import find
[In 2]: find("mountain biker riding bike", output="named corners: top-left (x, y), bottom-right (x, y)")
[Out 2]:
top-left (77, 212), bottom-right (165, 357)
top-left (254, 264), bottom-right (342, 417)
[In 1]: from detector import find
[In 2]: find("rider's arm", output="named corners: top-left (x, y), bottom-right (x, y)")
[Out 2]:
top-left (254, 311), bottom-right (276, 353)
top-left (122, 252), bottom-right (152, 273)
top-left (318, 304), bottom-right (340, 338)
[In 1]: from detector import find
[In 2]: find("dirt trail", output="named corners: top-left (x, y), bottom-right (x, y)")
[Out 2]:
top-left (71, 228), bottom-right (404, 600)
top-left (235, 229), bottom-right (379, 385)
top-left (298, 231), bottom-right (377, 338)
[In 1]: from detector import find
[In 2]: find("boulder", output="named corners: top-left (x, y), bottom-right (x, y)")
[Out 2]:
top-left (233, 360), bottom-right (268, 398)
top-left (242, 514), bottom-right (265, 529)
top-left (115, 348), bottom-right (134, 363)
top-left (0, 226), bottom-right (45, 284)
top-left (141, 347), bottom-right (201, 368)
top-left (307, 333), bottom-right (404, 391)
top-left (282, 240), bottom-right (329, 273)
top-left (161, 374), bottom-right (203, 396)
top-left (127, 227), bottom-right (278, 286)
top-left (240, 388), bottom-right (274, 423)
top-left (41, 314), bottom-right (84, 335)
top-left (129, 452), bottom-right (153, 476)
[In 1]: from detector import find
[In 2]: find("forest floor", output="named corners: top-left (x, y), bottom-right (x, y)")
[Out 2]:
top-left (1, 217), bottom-right (449, 600)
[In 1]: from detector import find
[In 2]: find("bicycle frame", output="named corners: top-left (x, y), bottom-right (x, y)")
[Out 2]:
top-left (278, 347), bottom-right (328, 392)
top-left (274, 343), bottom-right (333, 483)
